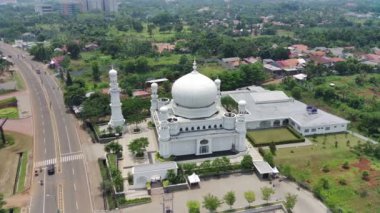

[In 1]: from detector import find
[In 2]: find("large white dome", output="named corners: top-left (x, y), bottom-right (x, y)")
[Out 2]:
top-left (172, 65), bottom-right (217, 109)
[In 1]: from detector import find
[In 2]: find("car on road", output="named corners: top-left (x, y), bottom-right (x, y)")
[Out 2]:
top-left (47, 164), bottom-right (55, 175)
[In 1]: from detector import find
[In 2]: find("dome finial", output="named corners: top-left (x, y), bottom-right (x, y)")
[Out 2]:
top-left (192, 59), bottom-right (197, 72)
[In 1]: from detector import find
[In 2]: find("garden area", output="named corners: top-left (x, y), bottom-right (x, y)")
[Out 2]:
top-left (0, 97), bottom-right (18, 119)
top-left (274, 133), bottom-right (380, 212)
top-left (247, 127), bottom-right (304, 147)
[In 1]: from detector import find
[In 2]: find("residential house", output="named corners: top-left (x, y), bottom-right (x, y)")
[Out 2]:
top-left (243, 57), bottom-right (260, 64)
top-left (222, 57), bottom-right (241, 68)
top-left (275, 58), bottom-right (306, 75)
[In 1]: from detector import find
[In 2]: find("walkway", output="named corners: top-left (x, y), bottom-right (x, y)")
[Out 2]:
top-left (348, 130), bottom-right (378, 144)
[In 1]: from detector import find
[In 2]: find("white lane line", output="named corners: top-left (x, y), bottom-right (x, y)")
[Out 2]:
top-left (42, 120), bottom-right (44, 127)
top-left (65, 125), bottom-right (72, 152)
top-left (72, 168), bottom-right (75, 175)
top-left (44, 148), bottom-right (46, 153)
top-left (42, 129), bottom-right (45, 135)
top-left (43, 137), bottom-right (46, 144)
top-left (43, 168), bottom-right (46, 213)
top-left (73, 183), bottom-right (76, 191)
top-left (76, 201), bottom-right (79, 210)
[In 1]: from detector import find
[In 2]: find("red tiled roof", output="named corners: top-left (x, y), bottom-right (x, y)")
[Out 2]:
top-left (330, 58), bottom-right (345, 63)
top-left (276, 59), bottom-right (300, 69)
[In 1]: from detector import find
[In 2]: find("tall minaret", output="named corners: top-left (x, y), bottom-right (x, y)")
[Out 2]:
top-left (108, 67), bottom-right (125, 128)
top-left (235, 100), bottom-right (247, 152)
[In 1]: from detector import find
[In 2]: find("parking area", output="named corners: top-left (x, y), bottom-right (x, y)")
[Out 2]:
top-left (127, 173), bottom-right (328, 213)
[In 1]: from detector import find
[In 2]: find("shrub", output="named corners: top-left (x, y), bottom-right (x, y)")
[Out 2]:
top-left (322, 165), bottom-right (330, 173)
top-left (362, 171), bottom-right (370, 181)
top-left (338, 178), bottom-right (347, 186)
top-left (240, 155), bottom-right (253, 170)
top-left (342, 161), bottom-right (350, 169)
top-left (187, 200), bottom-right (200, 213)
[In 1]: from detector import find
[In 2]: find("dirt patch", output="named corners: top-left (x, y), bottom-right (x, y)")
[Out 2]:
top-left (351, 157), bottom-right (371, 171)
top-left (352, 157), bottom-right (380, 187)
top-left (0, 131), bottom-right (32, 197)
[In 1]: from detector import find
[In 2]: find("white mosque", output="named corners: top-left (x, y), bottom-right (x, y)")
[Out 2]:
top-left (151, 61), bottom-right (247, 158)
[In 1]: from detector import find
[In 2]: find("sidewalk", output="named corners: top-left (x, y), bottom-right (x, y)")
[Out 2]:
top-left (348, 130), bottom-right (378, 144)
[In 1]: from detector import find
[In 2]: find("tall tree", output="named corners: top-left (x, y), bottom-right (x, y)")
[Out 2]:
top-left (261, 187), bottom-right (275, 203)
top-left (284, 193), bottom-right (298, 212)
top-left (244, 191), bottom-right (255, 207)
top-left (202, 194), bottom-right (222, 213)
top-left (92, 62), bottom-right (100, 82)
top-left (223, 191), bottom-right (236, 209)
top-left (67, 42), bottom-right (81, 59)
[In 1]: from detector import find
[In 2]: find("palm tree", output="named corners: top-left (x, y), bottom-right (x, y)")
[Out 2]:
top-left (202, 194), bottom-right (222, 213)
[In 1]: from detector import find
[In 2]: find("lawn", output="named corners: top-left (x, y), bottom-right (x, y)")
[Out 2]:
top-left (98, 159), bottom-right (117, 210)
top-left (16, 151), bottom-right (28, 193)
top-left (0, 132), bottom-right (33, 197)
top-left (274, 133), bottom-right (380, 212)
top-left (199, 62), bottom-right (228, 78)
top-left (247, 127), bottom-right (304, 146)
top-left (0, 107), bottom-right (19, 119)
top-left (276, 30), bottom-right (294, 37)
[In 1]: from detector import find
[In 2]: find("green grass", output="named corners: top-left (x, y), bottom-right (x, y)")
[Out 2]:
top-left (0, 107), bottom-right (18, 119)
top-left (0, 97), bottom-right (17, 107)
top-left (98, 159), bottom-right (117, 210)
top-left (199, 62), bottom-right (228, 78)
top-left (16, 151), bottom-right (28, 193)
top-left (107, 154), bottom-right (117, 171)
top-left (13, 72), bottom-right (25, 90)
top-left (276, 30), bottom-right (294, 37)
top-left (274, 133), bottom-right (380, 212)
top-left (247, 127), bottom-right (303, 146)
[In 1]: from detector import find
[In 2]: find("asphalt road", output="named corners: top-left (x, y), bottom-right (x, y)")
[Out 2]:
top-left (0, 42), bottom-right (93, 213)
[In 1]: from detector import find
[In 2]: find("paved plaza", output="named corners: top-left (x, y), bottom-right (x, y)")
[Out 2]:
top-left (127, 173), bottom-right (328, 213)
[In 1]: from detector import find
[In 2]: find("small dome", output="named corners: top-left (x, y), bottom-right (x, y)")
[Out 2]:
top-left (215, 78), bottom-right (221, 85)
top-left (151, 83), bottom-right (158, 89)
top-left (172, 65), bottom-right (217, 108)
top-left (238, 100), bottom-right (246, 105)
top-left (109, 68), bottom-right (117, 76)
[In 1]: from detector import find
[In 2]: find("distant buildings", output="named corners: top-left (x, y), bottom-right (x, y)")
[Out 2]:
top-left (80, 0), bottom-right (118, 13)
top-left (35, 4), bottom-right (55, 15)
top-left (60, 2), bottom-right (81, 16)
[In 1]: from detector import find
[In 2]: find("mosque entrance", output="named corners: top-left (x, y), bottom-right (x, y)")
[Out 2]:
top-left (199, 139), bottom-right (210, 154)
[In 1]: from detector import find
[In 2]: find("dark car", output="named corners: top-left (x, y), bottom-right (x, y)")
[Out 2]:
top-left (47, 164), bottom-right (55, 175)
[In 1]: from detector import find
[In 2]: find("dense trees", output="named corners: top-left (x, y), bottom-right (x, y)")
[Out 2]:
top-left (29, 44), bottom-right (52, 62)
top-left (128, 137), bottom-right (149, 157)
top-left (80, 93), bottom-right (110, 122)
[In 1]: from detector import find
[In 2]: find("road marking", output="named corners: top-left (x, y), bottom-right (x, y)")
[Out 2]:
top-left (43, 169), bottom-right (46, 213)
top-left (58, 184), bottom-right (64, 213)
top-left (76, 201), bottom-right (79, 210)
top-left (72, 168), bottom-right (75, 175)
top-left (61, 151), bottom-right (82, 156)
top-left (73, 183), bottom-right (77, 191)
top-left (41, 120), bottom-right (44, 127)
top-left (35, 154), bottom-right (84, 167)
top-left (44, 148), bottom-right (46, 153)
top-left (65, 125), bottom-right (72, 152)
top-left (43, 137), bottom-right (46, 144)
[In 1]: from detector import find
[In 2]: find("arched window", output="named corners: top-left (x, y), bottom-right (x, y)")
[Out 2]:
top-left (191, 127), bottom-right (194, 131)
top-left (219, 124), bottom-right (223, 128)
top-left (179, 128), bottom-right (183, 132)
top-left (203, 126), bottom-right (206, 130)
top-left (214, 124), bottom-right (217, 128)
top-left (200, 139), bottom-right (208, 145)
top-left (197, 126), bottom-right (200, 130)
top-left (185, 127), bottom-right (188, 131)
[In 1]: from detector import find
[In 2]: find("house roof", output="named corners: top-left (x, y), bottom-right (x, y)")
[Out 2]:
top-left (133, 90), bottom-right (150, 97)
top-left (253, 161), bottom-right (274, 174)
top-left (330, 57), bottom-right (345, 63)
top-left (276, 59), bottom-right (300, 69)
top-left (291, 44), bottom-right (308, 52)
top-left (153, 43), bottom-right (175, 53)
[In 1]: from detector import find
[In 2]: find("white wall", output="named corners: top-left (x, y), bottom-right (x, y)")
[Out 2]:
top-left (301, 123), bottom-right (348, 136)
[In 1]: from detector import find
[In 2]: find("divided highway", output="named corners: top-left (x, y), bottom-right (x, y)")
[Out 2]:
top-left (0, 42), bottom-right (93, 213)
